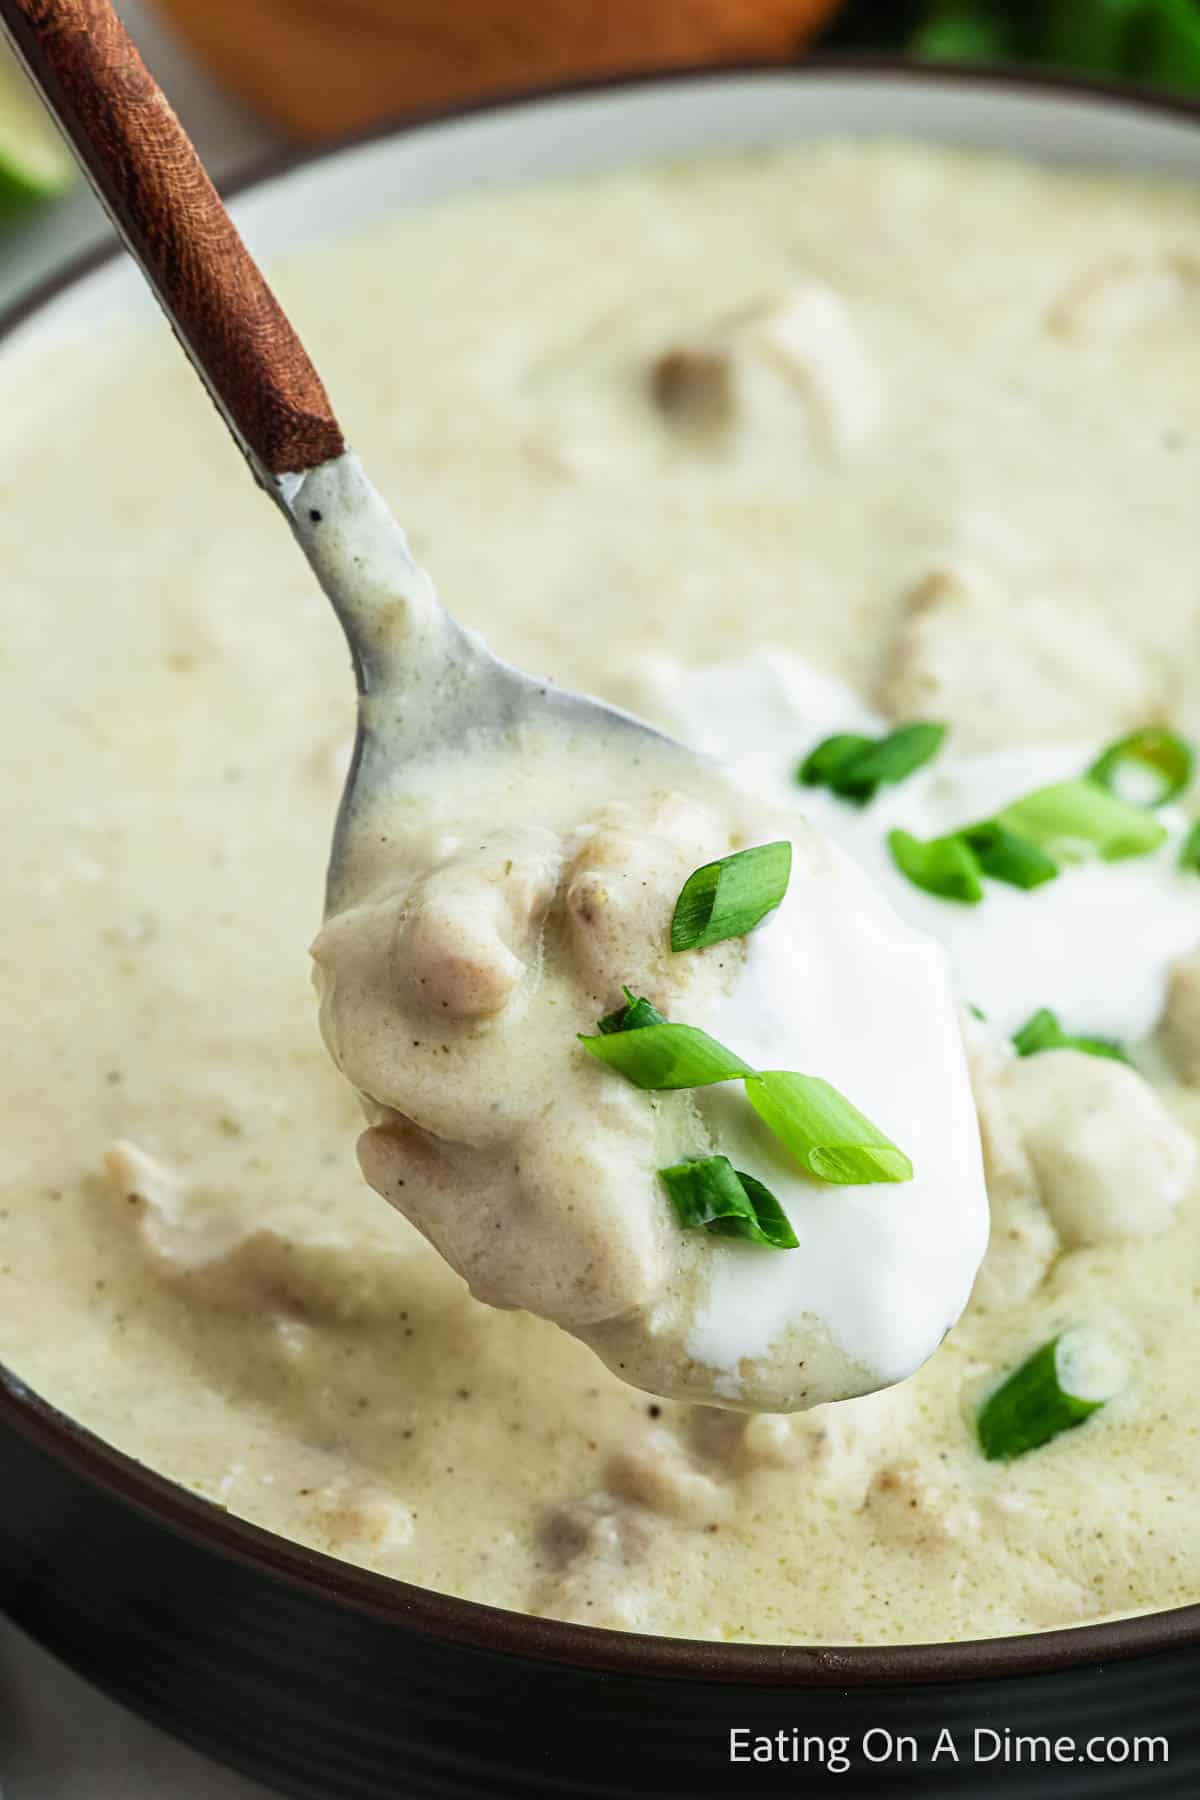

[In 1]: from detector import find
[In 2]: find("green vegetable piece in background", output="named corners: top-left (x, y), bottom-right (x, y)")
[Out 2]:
top-left (798, 722), bottom-right (945, 805)
top-left (1011, 1007), bottom-right (1130, 1064)
top-left (1133, 0), bottom-right (1200, 88)
top-left (1087, 727), bottom-right (1194, 808)
top-left (961, 822), bottom-right (1059, 890)
top-left (900, 0), bottom-right (1200, 96)
top-left (995, 778), bottom-right (1167, 860)
top-left (1039, 0), bottom-right (1146, 73)
top-left (911, 1), bottom-right (1016, 60)
top-left (888, 828), bottom-right (985, 903)
top-left (797, 732), bottom-right (874, 792)
top-left (0, 41), bottom-right (74, 219)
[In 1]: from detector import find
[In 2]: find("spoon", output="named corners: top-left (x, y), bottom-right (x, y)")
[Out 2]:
top-left (0, 0), bottom-right (685, 917)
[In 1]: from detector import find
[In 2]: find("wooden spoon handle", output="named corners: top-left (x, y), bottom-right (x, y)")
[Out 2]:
top-left (0, 0), bottom-right (344, 480)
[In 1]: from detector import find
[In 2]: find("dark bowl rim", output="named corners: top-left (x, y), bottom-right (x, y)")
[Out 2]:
top-left (3, 53), bottom-right (1199, 1691)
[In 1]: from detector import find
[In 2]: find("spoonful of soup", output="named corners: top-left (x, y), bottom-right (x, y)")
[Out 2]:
top-left (3, 0), bottom-right (988, 1410)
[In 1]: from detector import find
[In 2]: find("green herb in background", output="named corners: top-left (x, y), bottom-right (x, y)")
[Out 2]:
top-left (826, 0), bottom-right (1200, 93)
top-left (913, 3), bottom-right (1016, 60)
top-left (0, 40), bottom-right (73, 221)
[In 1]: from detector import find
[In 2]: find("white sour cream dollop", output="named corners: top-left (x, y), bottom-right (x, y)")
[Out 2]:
top-left (645, 649), bottom-right (1200, 1043)
top-left (682, 833), bottom-right (988, 1395)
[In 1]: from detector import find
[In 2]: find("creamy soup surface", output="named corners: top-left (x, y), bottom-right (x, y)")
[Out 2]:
top-left (2, 138), bottom-right (1200, 1644)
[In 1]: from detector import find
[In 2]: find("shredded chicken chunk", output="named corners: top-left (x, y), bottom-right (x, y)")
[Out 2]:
top-left (993, 1050), bottom-right (1194, 1247)
top-left (1048, 251), bottom-right (1199, 340)
top-left (104, 1140), bottom-right (412, 1324)
top-left (876, 561), bottom-right (1161, 749)
top-left (357, 1084), bottom-right (669, 1328)
top-left (863, 1459), bottom-right (979, 1549)
top-left (649, 281), bottom-right (879, 456)
top-left (563, 791), bottom-right (741, 1009)
top-left (533, 1494), bottom-right (656, 1630)
top-left (963, 1024), bottom-right (1059, 1309)
top-left (607, 1426), bottom-right (731, 1527)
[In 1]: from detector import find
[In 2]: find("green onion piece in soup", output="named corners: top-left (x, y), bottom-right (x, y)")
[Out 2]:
top-left (745, 1070), bottom-right (913, 1186)
top-left (596, 987), bottom-right (667, 1035)
top-left (993, 778), bottom-right (1166, 861)
top-left (887, 828), bottom-right (984, 904)
top-left (585, 976), bottom-right (914, 1191)
top-left (1180, 821), bottom-right (1200, 873)
top-left (888, 775), bottom-right (1163, 904)
top-left (795, 731), bottom-right (874, 793)
top-left (1087, 727), bottom-right (1194, 808)
top-left (659, 1154), bottom-right (798, 1250)
top-left (670, 840), bottom-right (792, 953)
top-left (961, 822), bottom-right (1059, 891)
top-left (977, 1330), bottom-right (1122, 1461)
top-left (580, 1022), bottom-right (753, 1089)
top-left (797, 721), bottom-right (945, 805)
top-left (1011, 1007), bottom-right (1129, 1065)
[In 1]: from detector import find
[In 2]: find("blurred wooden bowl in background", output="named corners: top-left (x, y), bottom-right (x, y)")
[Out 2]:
top-left (152, 0), bottom-right (843, 140)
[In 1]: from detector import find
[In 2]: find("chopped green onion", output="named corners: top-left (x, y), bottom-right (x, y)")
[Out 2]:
top-left (1088, 727), bottom-right (1194, 808)
top-left (994, 779), bottom-right (1167, 861)
top-left (796, 732), bottom-right (874, 792)
top-left (597, 987), bottom-right (667, 1035)
top-left (887, 828), bottom-right (983, 904)
top-left (659, 1155), bottom-right (798, 1250)
top-left (580, 1022), bottom-right (753, 1090)
top-left (584, 1006), bottom-right (915, 1192)
top-left (977, 1331), bottom-right (1120, 1461)
top-left (834, 721), bottom-right (947, 798)
top-left (1011, 1007), bottom-right (1130, 1065)
top-left (889, 772), bottom-right (1166, 908)
top-left (961, 822), bottom-right (1059, 891)
top-left (966, 1002), bottom-right (987, 1021)
top-left (670, 841), bottom-right (792, 953)
top-left (1181, 821), bottom-right (1200, 873)
top-left (798, 721), bottom-right (946, 805)
top-left (744, 1070), bottom-right (913, 1186)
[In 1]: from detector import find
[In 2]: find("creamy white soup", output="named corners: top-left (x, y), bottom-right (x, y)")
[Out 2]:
top-left (2, 138), bottom-right (1199, 1644)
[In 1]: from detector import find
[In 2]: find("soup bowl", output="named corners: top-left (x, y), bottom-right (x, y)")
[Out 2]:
top-left (2, 61), bottom-right (1199, 1799)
